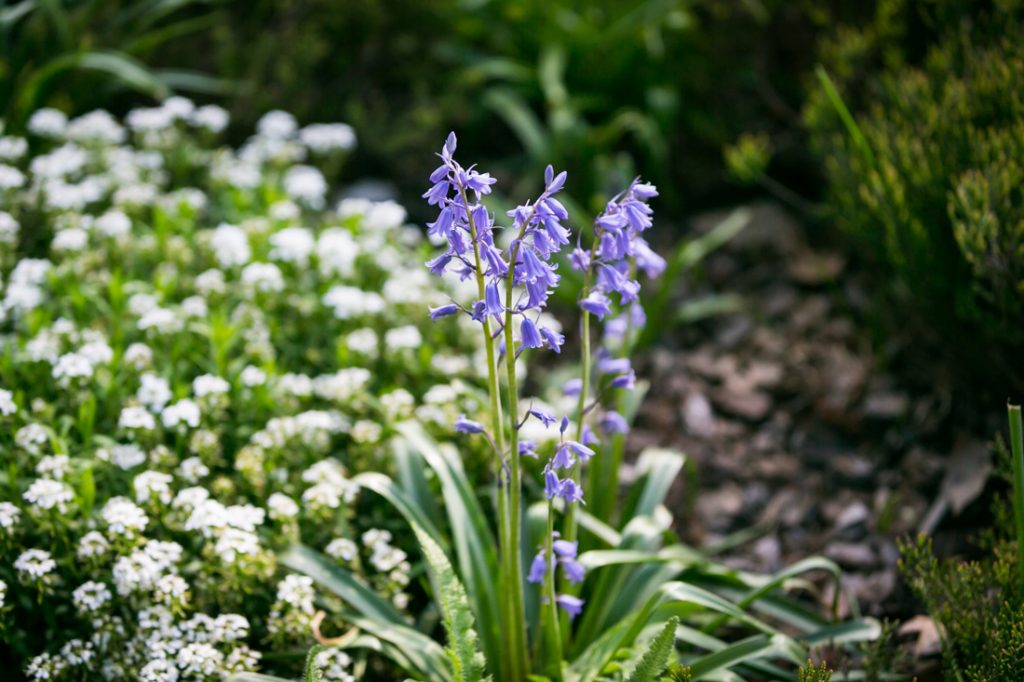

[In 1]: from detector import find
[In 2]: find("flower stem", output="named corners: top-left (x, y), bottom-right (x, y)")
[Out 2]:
top-left (462, 186), bottom-right (520, 682)
top-left (540, 501), bottom-right (564, 678)
top-left (502, 241), bottom-right (529, 680)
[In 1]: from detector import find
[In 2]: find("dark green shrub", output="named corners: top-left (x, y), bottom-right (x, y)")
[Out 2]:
top-left (804, 0), bottom-right (1024, 388)
top-left (899, 405), bottom-right (1024, 679)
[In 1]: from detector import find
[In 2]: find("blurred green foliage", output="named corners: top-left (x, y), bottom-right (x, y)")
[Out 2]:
top-left (0, 0), bottom-right (226, 129)
top-left (804, 0), bottom-right (1024, 387)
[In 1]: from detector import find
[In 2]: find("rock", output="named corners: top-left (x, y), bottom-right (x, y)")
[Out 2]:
top-left (831, 454), bottom-right (877, 483)
top-left (696, 483), bottom-right (745, 532)
top-left (862, 390), bottom-right (910, 421)
top-left (825, 541), bottom-right (877, 568)
top-left (899, 615), bottom-right (943, 658)
top-left (752, 536), bottom-right (782, 570)
top-left (682, 391), bottom-right (715, 438)
top-left (834, 501), bottom-right (871, 531)
top-left (711, 386), bottom-right (772, 422)
top-left (786, 250), bottom-right (845, 285)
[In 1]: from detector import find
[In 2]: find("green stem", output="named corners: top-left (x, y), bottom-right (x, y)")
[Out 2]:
top-left (540, 501), bottom-right (564, 678)
top-left (461, 185), bottom-right (519, 682)
top-left (502, 241), bottom-right (529, 680)
top-left (1009, 402), bottom-right (1024, 598)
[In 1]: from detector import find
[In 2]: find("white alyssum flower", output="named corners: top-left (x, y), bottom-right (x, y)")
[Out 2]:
top-left (119, 405), bottom-right (157, 431)
top-left (192, 104), bottom-right (229, 133)
top-left (15, 548), bottom-right (57, 580)
top-left (214, 528), bottom-right (262, 563)
top-left (0, 211), bottom-right (19, 245)
top-left (299, 123), bottom-right (356, 153)
top-left (268, 226), bottom-right (315, 264)
top-left (346, 327), bottom-right (379, 356)
top-left (384, 325), bottom-right (423, 351)
top-left (325, 538), bottom-right (358, 562)
top-left (0, 163), bottom-right (26, 190)
top-left (138, 373), bottom-right (172, 411)
top-left (322, 285), bottom-right (385, 319)
top-left (97, 443), bottom-right (148, 470)
top-left (0, 387), bottom-right (16, 415)
top-left (101, 496), bottom-right (149, 536)
top-left (161, 399), bottom-right (201, 429)
top-left (27, 107), bottom-right (68, 137)
top-left (0, 135), bottom-right (28, 161)
top-left (210, 223), bottom-right (251, 268)
top-left (77, 531), bottom-right (110, 559)
top-left (124, 342), bottom-right (153, 369)
top-left (23, 478), bottom-right (74, 512)
top-left (275, 575), bottom-right (315, 613)
top-left (283, 165), bottom-right (327, 208)
top-left (241, 262), bottom-right (285, 293)
top-left (177, 457), bottom-right (209, 483)
top-left (240, 365), bottom-right (267, 387)
top-left (72, 580), bottom-right (113, 613)
top-left (192, 374), bottom-right (230, 398)
top-left (0, 501), bottom-right (21, 530)
top-left (257, 110), bottom-right (297, 139)
top-left (52, 351), bottom-right (94, 385)
top-left (95, 209), bottom-right (132, 238)
top-left (133, 471), bottom-right (173, 505)
top-left (36, 454), bottom-right (70, 479)
top-left (267, 492), bottom-right (299, 521)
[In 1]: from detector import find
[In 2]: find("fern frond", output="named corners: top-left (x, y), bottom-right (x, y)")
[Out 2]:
top-left (626, 616), bottom-right (679, 682)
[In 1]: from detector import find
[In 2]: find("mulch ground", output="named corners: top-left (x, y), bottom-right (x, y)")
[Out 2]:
top-left (631, 202), bottom-right (1005, 676)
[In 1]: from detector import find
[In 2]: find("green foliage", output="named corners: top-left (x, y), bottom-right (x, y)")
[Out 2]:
top-left (625, 617), bottom-right (678, 682)
top-left (0, 0), bottom-right (225, 128)
top-left (724, 132), bottom-right (773, 185)
top-left (898, 405), bottom-right (1024, 679)
top-left (900, 534), bottom-right (1024, 679)
top-left (798, 659), bottom-right (831, 682)
top-left (411, 523), bottom-right (489, 682)
top-left (805, 0), bottom-right (1024, 387)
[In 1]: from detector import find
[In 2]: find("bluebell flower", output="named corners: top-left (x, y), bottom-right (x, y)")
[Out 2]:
top-left (610, 370), bottom-right (636, 390)
top-left (563, 378), bottom-right (583, 396)
top-left (429, 303), bottom-right (459, 320)
top-left (520, 318), bottom-right (543, 349)
top-left (552, 539), bottom-right (577, 557)
top-left (541, 327), bottom-right (565, 353)
top-left (556, 594), bottom-right (585, 618)
top-left (527, 551), bottom-right (548, 584)
top-left (599, 410), bottom-right (629, 435)
top-left (580, 292), bottom-right (612, 319)
top-left (528, 407), bottom-right (558, 428)
top-left (454, 415), bottom-right (485, 434)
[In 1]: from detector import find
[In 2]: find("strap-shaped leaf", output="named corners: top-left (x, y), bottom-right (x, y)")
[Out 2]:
top-left (278, 544), bottom-right (451, 681)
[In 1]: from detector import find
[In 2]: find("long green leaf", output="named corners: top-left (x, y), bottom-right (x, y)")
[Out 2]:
top-left (686, 634), bottom-right (804, 679)
top-left (395, 422), bottom-right (501, 675)
top-left (278, 544), bottom-right (451, 681)
top-left (621, 448), bottom-right (685, 521)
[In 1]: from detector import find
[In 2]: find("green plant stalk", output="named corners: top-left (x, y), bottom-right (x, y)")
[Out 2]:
top-left (1009, 402), bottom-right (1024, 598)
top-left (503, 241), bottom-right (529, 680)
top-left (590, 260), bottom-right (636, 524)
top-left (540, 501), bottom-right (564, 678)
top-left (461, 185), bottom-right (517, 681)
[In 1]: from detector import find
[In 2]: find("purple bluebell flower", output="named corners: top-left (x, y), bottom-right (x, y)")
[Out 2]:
top-left (557, 440), bottom-right (594, 464)
top-left (597, 356), bottom-right (632, 376)
top-left (540, 327), bottom-right (565, 353)
top-left (562, 558), bottom-right (586, 585)
top-left (581, 424), bottom-right (600, 447)
top-left (528, 407), bottom-right (558, 428)
top-left (527, 551), bottom-right (548, 584)
top-left (581, 292), bottom-right (612, 319)
top-left (563, 378), bottom-right (583, 396)
top-left (550, 445), bottom-right (575, 470)
top-left (454, 415), bottom-right (485, 434)
top-left (552, 539), bottom-right (577, 558)
top-left (556, 594), bottom-right (585, 618)
top-left (610, 370), bottom-right (636, 390)
top-left (519, 440), bottom-right (538, 458)
top-left (544, 470), bottom-right (562, 500)
top-left (520, 318), bottom-right (543, 349)
top-left (599, 410), bottom-right (629, 435)
top-left (557, 478), bottom-right (585, 504)
top-left (429, 303), bottom-right (459, 320)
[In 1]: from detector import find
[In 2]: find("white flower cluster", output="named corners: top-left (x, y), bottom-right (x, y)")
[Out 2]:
top-left (0, 101), bottom-right (485, 680)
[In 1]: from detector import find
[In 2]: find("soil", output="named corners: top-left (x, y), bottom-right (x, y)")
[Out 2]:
top-left (631, 202), bottom-right (1006, 676)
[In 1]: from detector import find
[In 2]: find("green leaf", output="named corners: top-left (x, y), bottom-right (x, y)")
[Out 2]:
top-left (622, 448), bottom-right (685, 521)
top-left (395, 422), bottom-right (501, 670)
top-left (278, 544), bottom-right (452, 681)
top-left (303, 644), bottom-right (327, 682)
top-left (481, 87), bottom-right (548, 159)
top-left (412, 523), bottom-right (489, 682)
top-left (686, 633), bottom-right (804, 679)
top-left (626, 616), bottom-right (679, 682)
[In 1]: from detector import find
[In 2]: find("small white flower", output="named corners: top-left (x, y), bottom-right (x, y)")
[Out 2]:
top-left (52, 351), bottom-right (94, 385)
top-left (346, 328), bottom-right (379, 356)
top-left (133, 471), bottom-right (173, 505)
top-left (240, 365), bottom-right (267, 387)
top-left (325, 537), bottom-right (358, 562)
top-left (283, 165), bottom-right (327, 208)
top-left (101, 496), bottom-right (149, 536)
top-left (0, 135), bottom-right (28, 161)
top-left (241, 262), bottom-right (285, 292)
top-left (322, 285), bottom-right (385, 319)
top-left (299, 122), bottom-right (356, 153)
top-left (77, 531), bottom-right (110, 559)
top-left (192, 104), bottom-right (229, 133)
top-left (0, 211), bottom-right (19, 245)
top-left (0, 501), bottom-right (21, 529)
top-left (193, 373), bottom-right (230, 397)
top-left (72, 580), bottom-right (112, 613)
top-left (23, 478), bottom-right (73, 512)
top-left (268, 226), bottom-right (315, 264)
top-left (36, 454), bottom-right (70, 480)
top-left (276, 574), bottom-right (315, 613)
top-left (15, 548), bottom-right (57, 580)
top-left (0, 163), bottom-right (26, 190)
top-left (257, 110), bottom-right (297, 139)
top-left (214, 528), bottom-right (261, 563)
top-left (384, 325), bottom-right (423, 351)
top-left (95, 209), bottom-right (132, 238)
top-left (195, 268), bottom-right (227, 295)
top-left (119, 405), bottom-right (157, 431)
top-left (138, 373), bottom-right (172, 411)
top-left (209, 223), bottom-right (251, 268)
top-left (161, 399), bottom-right (201, 429)
top-left (124, 342), bottom-right (153, 369)
top-left (0, 388), bottom-right (16, 415)
top-left (177, 457), bottom-right (209, 483)
top-left (28, 108), bottom-right (68, 137)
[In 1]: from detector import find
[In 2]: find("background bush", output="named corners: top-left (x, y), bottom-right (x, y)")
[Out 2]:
top-left (804, 0), bottom-right (1024, 389)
